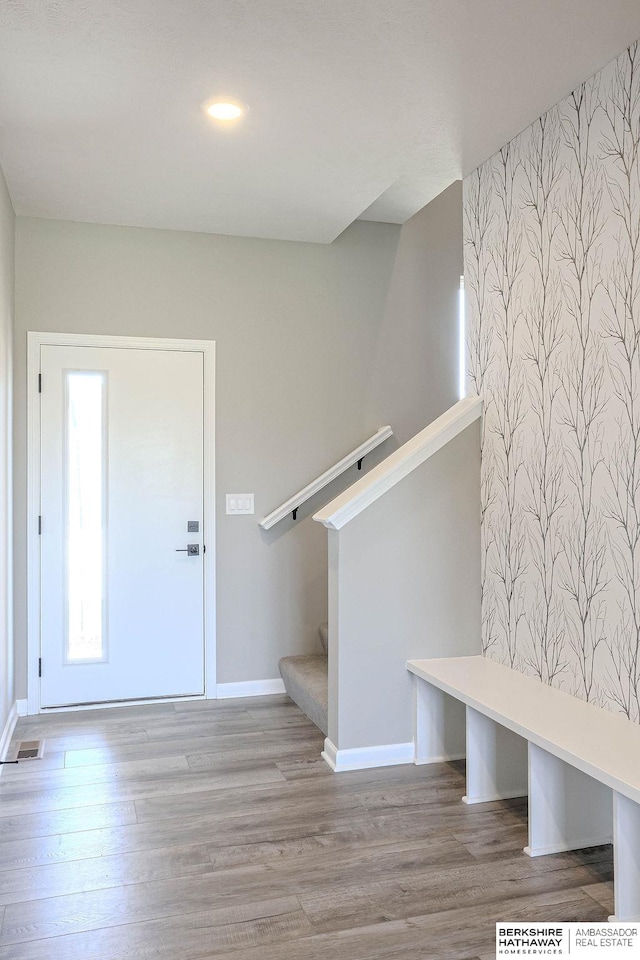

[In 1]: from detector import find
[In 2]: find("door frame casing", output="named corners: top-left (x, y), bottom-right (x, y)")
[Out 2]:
top-left (27, 332), bottom-right (216, 715)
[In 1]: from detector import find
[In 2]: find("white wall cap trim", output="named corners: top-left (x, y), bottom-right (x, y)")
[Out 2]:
top-left (259, 426), bottom-right (393, 530)
top-left (321, 737), bottom-right (414, 772)
top-left (216, 679), bottom-right (286, 699)
top-left (313, 396), bottom-right (482, 530)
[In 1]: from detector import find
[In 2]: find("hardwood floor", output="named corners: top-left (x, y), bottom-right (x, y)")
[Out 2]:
top-left (0, 695), bottom-right (613, 960)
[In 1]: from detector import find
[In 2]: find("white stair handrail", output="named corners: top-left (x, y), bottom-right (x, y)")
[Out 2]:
top-left (259, 426), bottom-right (393, 530)
top-left (313, 396), bottom-right (482, 531)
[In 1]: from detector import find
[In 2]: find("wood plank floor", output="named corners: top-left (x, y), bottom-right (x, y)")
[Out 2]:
top-left (0, 695), bottom-right (613, 960)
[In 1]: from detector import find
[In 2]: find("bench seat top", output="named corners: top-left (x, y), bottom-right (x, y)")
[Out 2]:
top-left (407, 655), bottom-right (640, 805)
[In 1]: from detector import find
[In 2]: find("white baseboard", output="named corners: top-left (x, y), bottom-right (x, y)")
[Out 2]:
top-left (322, 738), bottom-right (414, 773)
top-left (16, 700), bottom-right (28, 717)
top-left (524, 836), bottom-right (613, 858)
top-left (216, 679), bottom-right (286, 700)
top-left (462, 789), bottom-right (528, 805)
top-left (0, 702), bottom-right (19, 769)
top-left (414, 752), bottom-right (466, 765)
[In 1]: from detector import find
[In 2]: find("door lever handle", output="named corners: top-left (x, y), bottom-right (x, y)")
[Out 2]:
top-left (176, 544), bottom-right (200, 556)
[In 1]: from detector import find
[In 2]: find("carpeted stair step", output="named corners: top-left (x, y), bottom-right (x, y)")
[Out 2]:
top-left (278, 624), bottom-right (329, 735)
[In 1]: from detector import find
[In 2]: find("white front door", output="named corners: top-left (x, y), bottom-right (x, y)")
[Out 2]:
top-left (39, 343), bottom-right (206, 707)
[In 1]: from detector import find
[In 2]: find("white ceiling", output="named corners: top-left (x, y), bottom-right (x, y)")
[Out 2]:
top-left (2, 1), bottom-right (640, 244)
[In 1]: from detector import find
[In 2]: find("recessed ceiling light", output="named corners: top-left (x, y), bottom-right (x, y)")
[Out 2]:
top-left (203, 99), bottom-right (247, 122)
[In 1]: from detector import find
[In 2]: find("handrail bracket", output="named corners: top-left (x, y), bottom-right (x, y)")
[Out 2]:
top-left (259, 426), bottom-right (393, 530)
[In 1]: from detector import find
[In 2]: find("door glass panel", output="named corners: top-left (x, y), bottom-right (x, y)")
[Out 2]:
top-left (65, 371), bottom-right (107, 662)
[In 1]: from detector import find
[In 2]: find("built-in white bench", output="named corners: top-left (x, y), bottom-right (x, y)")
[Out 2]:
top-left (407, 655), bottom-right (640, 922)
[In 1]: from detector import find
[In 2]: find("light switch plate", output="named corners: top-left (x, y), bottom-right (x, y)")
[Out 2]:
top-left (226, 494), bottom-right (254, 515)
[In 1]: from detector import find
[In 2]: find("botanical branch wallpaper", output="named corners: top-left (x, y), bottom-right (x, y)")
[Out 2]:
top-left (464, 40), bottom-right (640, 720)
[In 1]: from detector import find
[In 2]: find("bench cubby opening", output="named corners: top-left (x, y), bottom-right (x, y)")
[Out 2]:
top-left (408, 655), bottom-right (640, 921)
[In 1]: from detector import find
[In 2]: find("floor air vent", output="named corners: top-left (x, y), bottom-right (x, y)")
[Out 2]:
top-left (16, 740), bottom-right (44, 760)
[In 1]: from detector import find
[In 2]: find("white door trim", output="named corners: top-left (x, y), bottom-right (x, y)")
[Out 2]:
top-left (27, 332), bottom-right (216, 715)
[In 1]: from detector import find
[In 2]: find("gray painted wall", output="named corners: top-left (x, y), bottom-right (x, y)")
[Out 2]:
top-left (0, 168), bottom-right (14, 736)
top-left (14, 217), bottom-right (399, 695)
top-left (328, 420), bottom-right (481, 751)
top-left (465, 39), bottom-right (640, 720)
top-left (13, 192), bottom-right (462, 702)
top-left (365, 180), bottom-right (462, 443)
